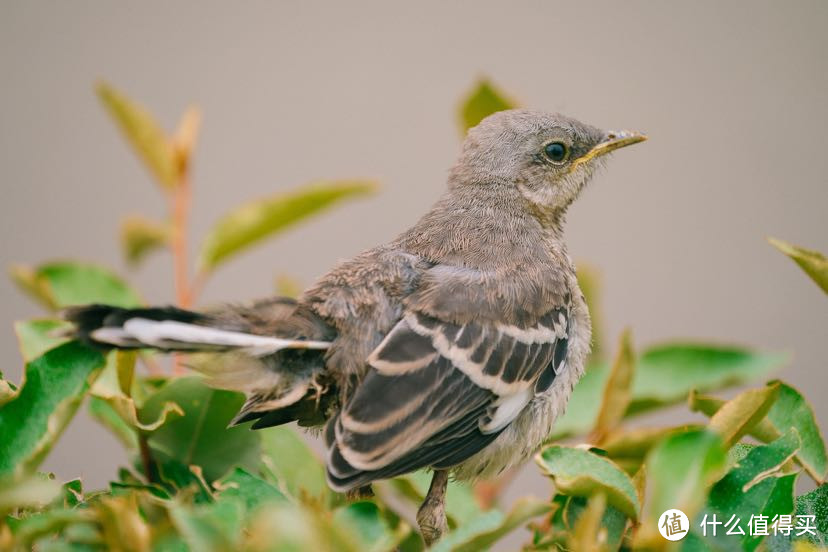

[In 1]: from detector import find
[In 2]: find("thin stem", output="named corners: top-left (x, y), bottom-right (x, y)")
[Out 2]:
top-left (171, 174), bottom-right (192, 309)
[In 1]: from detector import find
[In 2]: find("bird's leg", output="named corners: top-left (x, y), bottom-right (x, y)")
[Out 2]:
top-left (417, 469), bottom-right (449, 546)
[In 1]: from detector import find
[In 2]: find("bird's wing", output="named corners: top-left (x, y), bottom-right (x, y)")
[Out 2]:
top-left (326, 305), bottom-right (570, 490)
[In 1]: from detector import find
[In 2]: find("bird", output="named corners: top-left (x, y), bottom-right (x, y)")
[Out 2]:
top-left (64, 109), bottom-right (645, 545)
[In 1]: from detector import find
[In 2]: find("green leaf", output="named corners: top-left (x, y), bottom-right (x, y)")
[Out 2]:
top-left (708, 383), bottom-right (781, 448)
top-left (701, 430), bottom-right (800, 551)
top-left (768, 237), bottom-right (828, 295)
top-left (592, 329), bottom-right (636, 442)
top-left (120, 215), bottom-right (170, 266)
top-left (0, 342), bottom-right (106, 476)
top-left (432, 497), bottom-right (549, 552)
top-left (562, 495), bottom-right (628, 551)
top-left (333, 502), bottom-right (408, 552)
top-left (636, 429), bottom-right (726, 548)
top-left (197, 180), bottom-right (377, 273)
top-left (259, 425), bottom-right (330, 503)
top-left (631, 344), bottom-right (786, 412)
top-left (10, 261), bottom-right (142, 311)
top-left (766, 382), bottom-right (828, 483)
top-left (552, 344), bottom-right (785, 439)
top-left (535, 445), bottom-right (640, 520)
top-left (97, 82), bottom-right (179, 190)
top-left (139, 377), bottom-right (260, 483)
top-left (458, 78), bottom-right (517, 133)
top-left (14, 319), bottom-right (70, 363)
top-left (792, 484), bottom-right (828, 548)
top-left (215, 467), bottom-right (286, 510)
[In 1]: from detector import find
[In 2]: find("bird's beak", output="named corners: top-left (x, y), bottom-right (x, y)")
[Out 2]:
top-left (569, 130), bottom-right (647, 172)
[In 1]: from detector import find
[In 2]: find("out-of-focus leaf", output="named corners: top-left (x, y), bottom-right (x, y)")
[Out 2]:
top-left (158, 459), bottom-right (214, 504)
top-left (636, 429), bottom-right (726, 548)
top-left (172, 105), bottom-right (201, 174)
top-left (97, 82), bottom-right (178, 190)
top-left (567, 494), bottom-right (608, 552)
top-left (215, 467), bottom-right (286, 510)
top-left (768, 237), bottom-right (828, 295)
top-left (274, 273), bottom-right (302, 299)
top-left (554, 495), bottom-right (628, 552)
top-left (333, 501), bottom-right (408, 552)
top-left (197, 180), bottom-right (377, 273)
top-left (458, 78), bottom-right (517, 134)
top-left (168, 499), bottom-right (243, 551)
top-left (708, 383), bottom-right (780, 447)
top-left (13, 319), bottom-right (70, 363)
top-left (259, 425), bottom-right (329, 504)
top-left (390, 470), bottom-right (482, 527)
top-left (139, 377), bottom-right (260, 483)
top-left (244, 502), bottom-right (363, 552)
top-left (6, 507), bottom-right (94, 548)
top-left (550, 360), bottom-right (607, 438)
top-left (689, 390), bottom-right (780, 443)
top-left (0, 342), bottom-right (106, 476)
top-left (0, 474), bottom-right (62, 513)
top-left (575, 263), bottom-right (603, 359)
top-left (630, 344), bottom-right (786, 413)
top-left (10, 261), bottom-right (142, 310)
top-left (9, 264), bottom-right (55, 310)
top-left (432, 497), bottom-right (549, 552)
top-left (120, 215), bottom-right (170, 266)
top-left (95, 492), bottom-right (152, 551)
top-left (536, 445), bottom-right (640, 520)
top-left (592, 329), bottom-right (635, 442)
top-left (552, 344), bottom-right (784, 440)
top-left (601, 425), bottom-right (703, 462)
top-left (766, 382), bottom-right (828, 483)
top-left (700, 430), bottom-right (800, 551)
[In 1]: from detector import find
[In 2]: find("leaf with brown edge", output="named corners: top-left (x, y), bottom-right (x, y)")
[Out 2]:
top-left (120, 215), bottom-right (170, 266)
top-left (591, 329), bottom-right (635, 443)
top-left (708, 382), bottom-right (781, 447)
top-left (769, 237), bottom-right (828, 295)
top-left (197, 180), bottom-right (377, 273)
top-left (97, 82), bottom-right (178, 190)
top-left (458, 78), bottom-right (518, 134)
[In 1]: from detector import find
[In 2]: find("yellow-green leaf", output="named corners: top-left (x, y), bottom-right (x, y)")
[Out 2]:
top-left (97, 82), bottom-right (178, 190)
top-left (172, 105), bottom-right (202, 175)
top-left (592, 329), bottom-right (635, 442)
top-left (708, 383), bottom-right (781, 447)
top-left (769, 237), bottom-right (828, 295)
top-left (10, 261), bottom-right (142, 311)
top-left (14, 319), bottom-right (70, 362)
top-left (197, 180), bottom-right (377, 273)
top-left (458, 78), bottom-right (517, 134)
top-left (120, 215), bottom-right (170, 266)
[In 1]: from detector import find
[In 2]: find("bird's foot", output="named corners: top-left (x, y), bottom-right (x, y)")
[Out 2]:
top-left (417, 470), bottom-right (449, 547)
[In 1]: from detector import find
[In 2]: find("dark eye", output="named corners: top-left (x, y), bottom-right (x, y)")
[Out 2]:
top-left (544, 142), bottom-right (569, 163)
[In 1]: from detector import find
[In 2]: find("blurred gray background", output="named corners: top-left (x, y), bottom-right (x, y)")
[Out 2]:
top-left (1, 0), bottom-right (826, 533)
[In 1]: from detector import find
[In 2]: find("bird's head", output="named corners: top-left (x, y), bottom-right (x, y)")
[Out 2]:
top-left (452, 109), bottom-right (646, 218)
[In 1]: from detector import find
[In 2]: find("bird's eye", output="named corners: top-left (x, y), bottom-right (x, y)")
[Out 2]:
top-left (543, 142), bottom-right (569, 164)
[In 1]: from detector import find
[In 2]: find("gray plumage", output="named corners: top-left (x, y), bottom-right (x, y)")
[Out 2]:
top-left (64, 109), bottom-right (645, 545)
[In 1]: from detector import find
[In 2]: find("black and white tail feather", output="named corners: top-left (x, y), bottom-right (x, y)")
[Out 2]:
top-left (63, 302), bottom-right (337, 431)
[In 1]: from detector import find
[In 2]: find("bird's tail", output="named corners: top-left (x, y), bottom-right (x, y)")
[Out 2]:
top-left (62, 303), bottom-right (332, 357)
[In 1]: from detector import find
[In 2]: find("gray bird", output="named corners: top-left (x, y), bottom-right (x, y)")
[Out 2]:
top-left (65, 109), bottom-right (645, 545)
